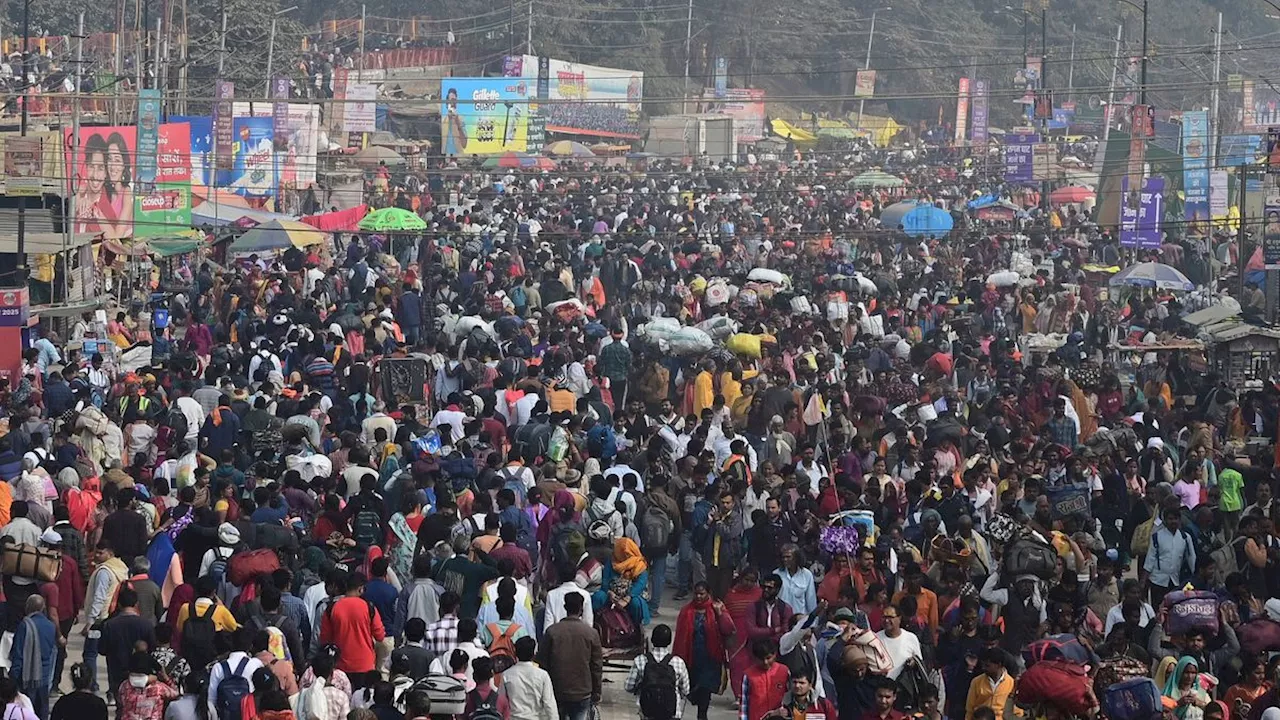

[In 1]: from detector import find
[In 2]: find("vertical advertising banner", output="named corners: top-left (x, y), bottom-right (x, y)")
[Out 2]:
top-left (272, 76), bottom-right (291, 151)
top-left (136, 122), bottom-right (192, 238)
top-left (537, 56), bottom-right (550, 100)
top-left (954, 78), bottom-right (970, 145)
top-left (1120, 176), bottom-right (1165, 249)
top-left (714, 57), bottom-right (728, 99)
top-left (1210, 170), bottom-right (1229, 220)
top-left (331, 67), bottom-right (349, 136)
top-left (345, 83), bottom-right (377, 133)
top-left (228, 117), bottom-right (277, 198)
top-left (1265, 197), bottom-right (1280, 267)
top-left (213, 81), bottom-right (235, 170)
top-left (1244, 81), bottom-right (1256, 130)
top-left (1004, 132), bottom-right (1038, 182)
top-left (970, 79), bottom-right (989, 145)
top-left (440, 77), bottom-right (530, 155)
top-left (854, 70), bottom-right (876, 98)
top-left (1268, 126), bottom-right (1280, 174)
top-left (170, 115), bottom-right (213, 187)
top-left (1182, 110), bottom-right (1211, 236)
top-left (4, 137), bottom-right (42, 197)
top-left (135, 89), bottom-right (162, 193)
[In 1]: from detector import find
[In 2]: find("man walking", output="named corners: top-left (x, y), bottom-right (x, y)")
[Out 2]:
top-left (10, 595), bottom-right (56, 718)
top-left (538, 593), bottom-right (602, 720)
top-left (502, 636), bottom-right (559, 720)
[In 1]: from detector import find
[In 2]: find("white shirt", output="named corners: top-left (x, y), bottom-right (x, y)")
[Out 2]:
top-left (428, 640), bottom-right (490, 682)
top-left (502, 661), bottom-right (559, 720)
top-left (207, 651), bottom-right (264, 714)
top-left (175, 396), bottom-right (204, 441)
top-left (1104, 602), bottom-right (1155, 635)
top-left (876, 629), bottom-right (923, 679)
top-left (431, 409), bottom-right (468, 444)
top-left (543, 582), bottom-right (593, 633)
top-left (512, 394), bottom-right (540, 429)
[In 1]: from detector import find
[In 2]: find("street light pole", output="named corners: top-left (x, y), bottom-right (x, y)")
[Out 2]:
top-left (1140, 0), bottom-right (1148, 104)
top-left (856, 7), bottom-right (888, 130)
top-left (15, 0), bottom-right (30, 287)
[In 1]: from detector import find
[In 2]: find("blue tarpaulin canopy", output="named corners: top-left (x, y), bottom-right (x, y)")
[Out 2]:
top-left (880, 201), bottom-right (954, 238)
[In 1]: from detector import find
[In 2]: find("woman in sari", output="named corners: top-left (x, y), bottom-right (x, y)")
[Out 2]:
top-left (592, 537), bottom-right (650, 628)
top-left (1161, 656), bottom-right (1213, 720)
top-left (107, 311), bottom-right (134, 349)
top-left (674, 581), bottom-right (738, 720)
top-left (724, 568), bottom-right (762, 704)
top-left (387, 493), bottom-right (423, 583)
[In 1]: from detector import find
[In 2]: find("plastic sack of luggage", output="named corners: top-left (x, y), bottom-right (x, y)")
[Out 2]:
top-left (704, 280), bottom-right (736, 307)
top-left (747, 267), bottom-right (791, 288)
top-left (696, 315), bottom-right (739, 341)
top-left (286, 453), bottom-right (334, 483)
top-left (725, 333), bottom-right (778, 359)
top-left (637, 317), bottom-right (682, 342)
top-left (667, 327), bottom-right (713, 356)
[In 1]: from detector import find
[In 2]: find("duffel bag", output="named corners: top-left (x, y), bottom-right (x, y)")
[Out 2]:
top-left (1023, 633), bottom-right (1091, 667)
top-left (1093, 656), bottom-right (1150, 699)
top-left (1162, 590), bottom-right (1219, 636)
top-left (1239, 618), bottom-right (1280, 656)
top-left (414, 673), bottom-right (466, 715)
top-left (227, 548), bottom-right (280, 587)
top-left (1103, 678), bottom-right (1162, 720)
top-left (1016, 660), bottom-right (1096, 715)
top-left (0, 542), bottom-right (61, 582)
top-left (1003, 536), bottom-right (1058, 580)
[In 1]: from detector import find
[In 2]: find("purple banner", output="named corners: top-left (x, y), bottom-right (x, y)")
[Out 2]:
top-left (970, 80), bottom-right (989, 145)
top-left (213, 80), bottom-right (235, 170)
top-left (272, 76), bottom-right (290, 152)
top-left (1120, 176), bottom-right (1165, 249)
top-left (1004, 132), bottom-right (1038, 182)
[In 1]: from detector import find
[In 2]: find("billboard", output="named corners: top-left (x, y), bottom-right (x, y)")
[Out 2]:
top-left (226, 117), bottom-right (277, 198)
top-left (346, 82), bottom-right (377, 133)
top-left (505, 55), bottom-right (643, 138)
top-left (1210, 170), bottom-right (1229, 219)
top-left (1005, 132), bottom-right (1037, 182)
top-left (4, 137), bottom-right (42, 197)
top-left (701, 88), bottom-right (766, 142)
top-left (231, 102), bottom-right (322, 186)
top-left (441, 77), bottom-right (531, 155)
top-left (65, 123), bottom-right (192, 238)
top-left (135, 89), bottom-right (162, 192)
top-left (854, 70), bottom-right (876, 98)
top-left (1182, 110), bottom-right (1210, 236)
top-left (1120, 175), bottom-right (1164, 249)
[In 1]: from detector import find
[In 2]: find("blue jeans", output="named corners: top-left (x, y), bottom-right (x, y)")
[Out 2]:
top-left (25, 685), bottom-right (47, 719)
top-left (82, 632), bottom-right (100, 692)
top-left (648, 555), bottom-right (668, 612)
top-left (560, 697), bottom-right (593, 720)
top-left (677, 530), bottom-right (693, 594)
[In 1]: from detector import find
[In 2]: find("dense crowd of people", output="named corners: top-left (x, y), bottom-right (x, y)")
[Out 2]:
top-left (0, 147), bottom-right (1276, 720)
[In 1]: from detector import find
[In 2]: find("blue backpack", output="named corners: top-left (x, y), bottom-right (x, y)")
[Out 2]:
top-left (215, 657), bottom-right (253, 720)
top-left (1103, 678), bottom-right (1162, 720)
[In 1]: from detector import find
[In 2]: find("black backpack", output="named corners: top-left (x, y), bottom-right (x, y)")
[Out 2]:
top-left (162, 406), bottom-right (189, 442)
top-left (180, 601), bottom-right (218, 670)
top-left (467, 685), bottom-right (503, 720)
top-left (638, 653), bottom-right (679, 720)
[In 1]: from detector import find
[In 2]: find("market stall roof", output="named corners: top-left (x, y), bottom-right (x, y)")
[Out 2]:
top-left (228, 219), bottom-right (326, 254)
top-left (0, 231), bottom-right (97, 254)
top-left (192, 201), bottom-right (294, 227)
top-left (879, 201), bottom-right (954, 238)
top-left (851, 170), bottom-right (905, 188)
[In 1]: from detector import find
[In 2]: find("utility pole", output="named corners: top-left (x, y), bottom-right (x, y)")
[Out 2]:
top-left (66, 11), bottom-right (84, 301)
top-left (1066, 23), bottom-right (1075, 101)
top-left (1210, 11), bottom-right (1222, 168)
top-left (856, 7), bottom-right (884, 130)
top-left (358, 4), bottom-right (366, 83)
top-left (1040, 1), bottom-right (1049, 215)
top-left (1102, 23), bottom-right (1122, 147)
top-left (1140, 0), bottom-right (1148, 105)
top-left (15, 0), bottom-right (30, 287)
top-left (682, 0), bottom-right (692, 114)
top-left (114, 0), bottom-right (124, 124)
top-left (526, 0), bottom-right (532, 55)
top-left (210, 8), bottom-right (226, 202)
top-left (266, 17), bottom-right (277, 94)
top-left (217, 9), bottom-right (226, 75)
top-left (178, 0), bottom-right (188, 115)
top-left (1239, 165), bottom-right (1249, 302)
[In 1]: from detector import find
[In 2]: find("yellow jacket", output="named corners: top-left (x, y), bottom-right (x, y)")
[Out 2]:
top-left (965, 671), bottom-right (1020, 720)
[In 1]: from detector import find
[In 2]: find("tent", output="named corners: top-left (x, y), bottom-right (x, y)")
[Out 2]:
top-left (770, 119), bottom-right (818, 147)
top-left (192, 201), bottom-right (294, 227)
top-left (852, 170), bottom-right (905, 189)
top-left (879, 201), bottom-right (954, 238)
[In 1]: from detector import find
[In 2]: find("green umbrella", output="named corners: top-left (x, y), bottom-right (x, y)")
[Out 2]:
top-left (358, 207), bottom-right (428, 233)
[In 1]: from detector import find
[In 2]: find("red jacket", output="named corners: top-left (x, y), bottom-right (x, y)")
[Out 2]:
top-left (319, 595), bottom-right (386, 674)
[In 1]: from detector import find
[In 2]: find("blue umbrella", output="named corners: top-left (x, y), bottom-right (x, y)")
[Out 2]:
top-left (879, 201), bottom-right (954, 238)
top-left (1108, 262), bottom-right (1194, 291)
